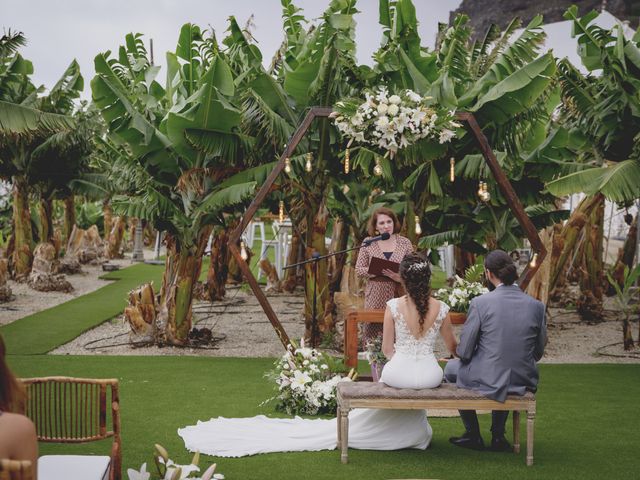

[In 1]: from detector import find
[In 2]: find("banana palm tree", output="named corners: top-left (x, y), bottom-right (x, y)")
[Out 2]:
top-left (0, 32), bottom-right (78, 278)
top-left (546, 6), bottom-right (640, 203)
top-left (92, 26), bottom-right (257, 345)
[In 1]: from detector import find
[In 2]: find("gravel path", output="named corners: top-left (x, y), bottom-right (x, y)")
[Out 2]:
top-left (2, 254), bottom-right (638, 363)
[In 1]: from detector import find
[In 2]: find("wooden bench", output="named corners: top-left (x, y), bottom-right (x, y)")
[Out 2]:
top-left (336, 382), bottom-right (536, 466)
top-left (344, 309), bottom-right (384, 367)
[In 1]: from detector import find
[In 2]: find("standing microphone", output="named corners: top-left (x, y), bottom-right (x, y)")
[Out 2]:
top-left (363, 232), bottom-right (391, 245)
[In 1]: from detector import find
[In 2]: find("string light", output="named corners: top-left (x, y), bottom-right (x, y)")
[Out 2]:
top-left (305, 152), bottom-right (313, 172)
top-left (344, 148), bottom-right (350, 174)
top-left (284, 157), bottom-right (292, 174)
top-left (478, 181), bottom-right (490, 202)
top-left (450, 157), bottom-right (455, 182)
top-left (279, 200), bottom-right (285, 223)
top-left (529, 252), bottom-right (538, 268)
top-left (373, 157), bottom-right (383, 176)
top-left (240, 241), bottom-right (248, 261)
top-left (414, 215), bottom-right (422, 235)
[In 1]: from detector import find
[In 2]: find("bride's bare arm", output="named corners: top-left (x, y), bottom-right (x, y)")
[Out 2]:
top-left (440, 315), bottom-right (458, 356)
top-left (382, 305), bottom-right (395, 359)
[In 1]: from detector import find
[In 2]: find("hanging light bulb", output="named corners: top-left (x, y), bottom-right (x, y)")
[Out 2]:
top-left (529, 252), bottom-right (538, 268)
top-left (284, 157), bottom-right (292, 174)
top-left (279, 200), bottom-right (285, 223)
top-left (305, 152), bottom-right (313, 172)
top-left (342, 184), bottom-right (350, 194)
top-left (373, 158), bottom-right (383, 176)
top-left (477, 180), bottom-right (484, 198)
top-left (344, 148), bottom-right (350, 174)
top-left (450, 157), bottom-right (455, 182)
top-left (414, 215), bottom-right (422, 235)
top-left (482, 182), bottom-right (491, 202)
top-left (240, 241), bottom-right (248, 261)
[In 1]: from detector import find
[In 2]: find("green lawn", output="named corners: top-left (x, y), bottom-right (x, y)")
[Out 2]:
top-left (0, 264), bottom-right (165, 355)
top-left (7, 354), bottom-right (640, 480)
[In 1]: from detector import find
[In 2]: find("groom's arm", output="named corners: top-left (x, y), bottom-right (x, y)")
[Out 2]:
top-left (456, 299), bottom-right (481, 363)
top-left (533, 301), bottom-right (547, 361)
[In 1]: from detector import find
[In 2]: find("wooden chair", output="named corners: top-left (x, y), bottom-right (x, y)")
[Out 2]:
top-left (21, 377), bottom-right (121, 480)
top-left (0, 460), bottom-right (33, 480)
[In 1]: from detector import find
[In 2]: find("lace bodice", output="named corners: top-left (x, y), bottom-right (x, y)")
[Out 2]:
top-left (388, 297), bottom-right (449, 357)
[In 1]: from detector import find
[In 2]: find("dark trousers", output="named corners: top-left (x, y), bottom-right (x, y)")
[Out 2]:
top-left (444, 359), bottom-right (509, 438)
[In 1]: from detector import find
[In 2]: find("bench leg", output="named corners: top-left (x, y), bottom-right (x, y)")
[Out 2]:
top-left (513, 410), bottom-right (520, 454)
top-left (336, 405), bottom-right (341, 446)
top-left (340, 408), bottom-right (350, 464)
top-left (526, 411), bottom-right (535, 466)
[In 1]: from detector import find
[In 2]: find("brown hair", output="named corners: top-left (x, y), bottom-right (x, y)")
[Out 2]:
top-left (399, 252), bottom-right (432, 331)
top-left (484, 249), bottom-right (518, 285)
top-left (367, 207), bottom-right (401, 236)
top-left (0, 334), bottom-right (26, 413)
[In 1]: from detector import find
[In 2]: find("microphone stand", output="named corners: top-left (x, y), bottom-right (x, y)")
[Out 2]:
top-left (284, 241), bottom-right (380, 348)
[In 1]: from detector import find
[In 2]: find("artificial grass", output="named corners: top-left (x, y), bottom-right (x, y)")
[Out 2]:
top-left (0, 263), bottom-right (164, 355)
top-left (7, 354), bottom-right (640, 480)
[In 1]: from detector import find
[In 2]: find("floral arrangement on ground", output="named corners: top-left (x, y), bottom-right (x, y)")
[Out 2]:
top-left (127, 444), bottom-right (224, 480)
top-left (331, 86), bottom-right (460, 158)
top-left (265, 339), bottom-right (356, 416)
top-left (433, 275), bottom-right (488, 313)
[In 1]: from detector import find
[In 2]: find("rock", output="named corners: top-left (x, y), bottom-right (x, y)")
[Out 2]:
top-left (27, 243), bottom-right (73, 293)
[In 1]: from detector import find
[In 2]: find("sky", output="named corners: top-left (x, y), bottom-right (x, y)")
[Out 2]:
top-left (2, 0), bottom-right (462, 97)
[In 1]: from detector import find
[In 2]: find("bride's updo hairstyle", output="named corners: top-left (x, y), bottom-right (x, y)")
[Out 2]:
top-left (484, 249), bottom-right (518, 285)
top-left (399, 252), bottom-right (432, 330)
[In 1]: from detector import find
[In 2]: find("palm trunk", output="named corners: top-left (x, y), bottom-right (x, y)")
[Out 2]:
top-left (62, 195), bottom-right (75, 243)
top-left (609, 214), bottom-right (637, 291)
top-left (304, 200), bottom-right (330, 345)
top-left (38, 195), bottom-right (54, 245)
top-left (103, 198), bottom-right (113, 241)
top-left (158, 227), bottom-right (212, 345)
top-left (454, 247), bottom-right (476, 277)
top-left (327, 218), bottom-right (350, 295)
top-left (577, 194), bottom-right (605, 320)
top-left (623, 315), bottom-right (635, 350)
top-left (11, 175), bottom-right (33, 280)
top-left (206, 227), bottom-right (232, 301)
top-left (105, 216), bottom-right (126, 259)
top-left (402, 202), bottom-right (417, 245)
top-left (549, 195), bottom-right (601, 293)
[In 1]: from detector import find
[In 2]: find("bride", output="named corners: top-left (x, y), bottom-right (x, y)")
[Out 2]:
top-left (178, 252), bottom-right (458, 457)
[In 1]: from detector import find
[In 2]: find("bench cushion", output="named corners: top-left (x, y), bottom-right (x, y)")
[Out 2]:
top-left (338, 381), bottom-right (535, 401)
top-left (38, 455), bottom-right (110, 480)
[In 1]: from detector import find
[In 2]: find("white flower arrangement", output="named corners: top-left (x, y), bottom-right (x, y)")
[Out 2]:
top-left (265, 339), bottom-right (356, 416)
top-left (433, 275), bottom-right (488, 313)
top-left (331, 86), bottom-right (460, 158)
top-left (127, 444), bottom-right (224, 480)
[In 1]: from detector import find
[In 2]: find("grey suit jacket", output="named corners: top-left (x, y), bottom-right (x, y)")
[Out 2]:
top-left (456, 284), bottom-right (546, 402)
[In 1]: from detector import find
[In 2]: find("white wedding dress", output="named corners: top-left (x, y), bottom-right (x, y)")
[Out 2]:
top-left (178, 298), bottom-right (450, 457)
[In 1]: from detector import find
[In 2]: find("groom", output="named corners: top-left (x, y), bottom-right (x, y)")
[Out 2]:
top-left (444, 249), bottom-right (546, 452)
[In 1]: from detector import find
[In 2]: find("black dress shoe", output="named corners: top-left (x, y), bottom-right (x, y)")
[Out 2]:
top-left (449, 432), bottom-right (485, 451)
top-left (489, 435), bottom-right (512, 452)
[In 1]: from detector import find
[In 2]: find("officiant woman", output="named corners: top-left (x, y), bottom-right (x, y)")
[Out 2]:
top-left (355, 207), bottom-right (414, 343)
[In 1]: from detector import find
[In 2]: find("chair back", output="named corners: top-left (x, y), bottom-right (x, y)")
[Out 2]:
top-left (21, 377), bottom-right (119, 443)
top-left (0, 459), bottom-right (33, 480)
top-left (21, 377), bottom-right (121, 480)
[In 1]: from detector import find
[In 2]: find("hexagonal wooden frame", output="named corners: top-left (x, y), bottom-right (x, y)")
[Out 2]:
top-left (228, 108), bottom-right (547, 350)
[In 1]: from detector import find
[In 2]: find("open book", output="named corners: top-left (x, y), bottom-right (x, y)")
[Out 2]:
top-left (368, 256), bottom-right (400, 276)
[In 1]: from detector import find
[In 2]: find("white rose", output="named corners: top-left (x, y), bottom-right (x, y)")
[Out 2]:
top-left (388, 94), bottom-right (401, 105)
top-left (387, 104), bottom-right (399, 116)
top-left (377, 103), bottom-right (389, 115)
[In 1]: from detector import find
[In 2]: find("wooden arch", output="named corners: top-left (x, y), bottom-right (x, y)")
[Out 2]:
top-left (228, 108), bottom-right (547, 350)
